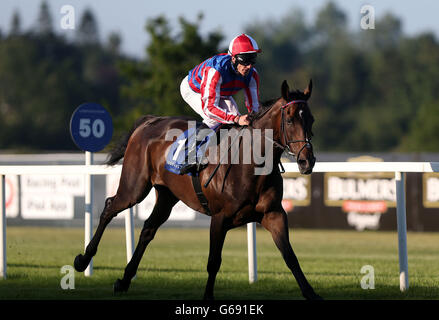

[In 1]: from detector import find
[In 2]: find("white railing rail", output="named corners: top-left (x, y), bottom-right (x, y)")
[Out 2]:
top-left (1, 162), bottom-right (439, 292)
top-left (0, 163), bottom-right (123, 279)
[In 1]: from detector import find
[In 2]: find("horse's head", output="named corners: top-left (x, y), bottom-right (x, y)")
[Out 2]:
top-left (277, 80), bottom-right (315, 174)
top-left (249, 80), bottom-right (316, 174)
top-left (250, 80), bottom-right (315, 174)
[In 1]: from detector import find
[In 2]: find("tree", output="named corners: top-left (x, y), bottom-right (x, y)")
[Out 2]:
top-left (36, 1), bottom-right (53, 35)
top-left (2, 3), bottom-right (439, 153)
top-left (0, 24), bottom-right (127, 151)
top-left (243, 2), bottom-right (435, 152)
top-left (0, 35), bottom-right (79, 150)
top-left (359, 13), bottom-right (402, 51)
top-left (313, 1), bottom-right (348, 45)
top-left (10, 10), bottom-right (21, 36)
top-left (107, 32), bottom-right (122, 56)
top-left (77, 9), bottom-right (99, 45)
top-left (402, 101), bottom-right (439, 151)
top-left (399, 33), bottom-right (439, 151)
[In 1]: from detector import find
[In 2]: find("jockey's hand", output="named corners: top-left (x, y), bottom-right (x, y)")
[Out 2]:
top-left (235, 114), bottom-right (250, 126)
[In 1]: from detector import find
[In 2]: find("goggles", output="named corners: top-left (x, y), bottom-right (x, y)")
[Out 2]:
top-left (235, 53), bottom-right (257, 66)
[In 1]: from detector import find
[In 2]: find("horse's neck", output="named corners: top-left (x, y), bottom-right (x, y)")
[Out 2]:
top-left (240, 121), bottom-right (284, 178)
top-left (252, 105), bottom-right (282, 142)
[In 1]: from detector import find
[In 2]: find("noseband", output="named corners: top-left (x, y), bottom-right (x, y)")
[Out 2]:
top-left (276, 100), bottom-right (313, 161)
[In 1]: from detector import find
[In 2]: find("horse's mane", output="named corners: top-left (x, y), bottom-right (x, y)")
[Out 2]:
top-left (247, 98), bottom-right (278, 123)
top-left (248, 90), bottom-right (309, 122)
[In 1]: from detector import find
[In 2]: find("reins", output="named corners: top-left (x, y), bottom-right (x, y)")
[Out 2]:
top-left (264, 100), bottom-right (313, 162)
top-left (203, 126), bottom-right (245, 188)
top-left (202, 99), bottom-right (313, 189)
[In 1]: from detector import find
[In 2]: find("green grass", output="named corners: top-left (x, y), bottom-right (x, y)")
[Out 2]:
top-left (2, 226), bottom-right (439, 300)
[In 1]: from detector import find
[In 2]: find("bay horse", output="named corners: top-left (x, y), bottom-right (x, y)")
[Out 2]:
top-left (73, 80), bottom-right (321, 300)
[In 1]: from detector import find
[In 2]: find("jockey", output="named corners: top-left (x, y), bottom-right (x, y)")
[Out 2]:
top-left (180, 33), bottom-right (261, 129)
top-left (178, 34), bottom-right (261, 174)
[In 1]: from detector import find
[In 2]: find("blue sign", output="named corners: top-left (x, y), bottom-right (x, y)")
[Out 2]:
top-left (70, 103), bottom-right (113, 152)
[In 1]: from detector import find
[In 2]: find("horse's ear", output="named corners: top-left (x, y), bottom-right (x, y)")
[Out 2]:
top-left (281, 80), bottom-right (290, 100)
top-left (304, 79), bottom-right (312, 99)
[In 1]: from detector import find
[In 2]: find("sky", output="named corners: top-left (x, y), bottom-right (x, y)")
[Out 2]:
top-left (1, 0), bottom-right (438, 58)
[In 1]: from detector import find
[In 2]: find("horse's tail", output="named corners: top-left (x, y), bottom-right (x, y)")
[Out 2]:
top-left (105, 115), bottom-right (155, 166)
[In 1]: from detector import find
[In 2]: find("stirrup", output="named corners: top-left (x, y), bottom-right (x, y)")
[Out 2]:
top-left (180, 161), bottom-right (208, 175)
top-left (179, 163), bottom-right (198, 175)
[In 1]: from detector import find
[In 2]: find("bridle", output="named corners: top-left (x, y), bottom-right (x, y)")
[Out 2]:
top-left (273, 100), bottom-right (313, 161)
top-left (204, 99), bottom-right (313, 188)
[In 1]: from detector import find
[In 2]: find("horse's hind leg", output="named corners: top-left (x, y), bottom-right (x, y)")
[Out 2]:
top-left (74, 174), bottom-right (152, 273)
top-left (114, 186), bottom-right (178, 293)
top-left (261, 211), bottom-right (322, 300)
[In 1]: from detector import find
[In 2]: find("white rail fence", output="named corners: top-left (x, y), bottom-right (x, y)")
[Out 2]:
top-left (1, 162), bottom-right (439, 292)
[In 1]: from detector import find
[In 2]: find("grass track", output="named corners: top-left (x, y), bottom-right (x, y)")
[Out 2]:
top-left (1, 226), bottom-right (439, 300)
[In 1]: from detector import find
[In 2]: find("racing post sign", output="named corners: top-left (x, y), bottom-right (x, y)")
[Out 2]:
top-left (70, 103), bottom-right (113, 276)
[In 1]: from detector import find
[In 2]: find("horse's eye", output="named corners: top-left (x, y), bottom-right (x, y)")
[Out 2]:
top-left (287, 118), bottom-right (293, 125)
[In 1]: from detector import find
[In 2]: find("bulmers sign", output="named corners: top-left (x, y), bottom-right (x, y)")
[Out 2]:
top-left (281, 171), bottom-right (311, 212)
top-left (324, 172), bottom-right (396, 209)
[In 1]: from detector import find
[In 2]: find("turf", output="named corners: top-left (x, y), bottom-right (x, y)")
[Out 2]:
top-left (1, 226), bottom-right (439, 300)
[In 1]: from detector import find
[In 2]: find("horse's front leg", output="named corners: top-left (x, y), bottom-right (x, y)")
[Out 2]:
top-left (204, 214), bottom-right (228, 300)
top-left (261, 211), bottom-right (322, 300)
top-left (74, 196), bottom-right (120, 272)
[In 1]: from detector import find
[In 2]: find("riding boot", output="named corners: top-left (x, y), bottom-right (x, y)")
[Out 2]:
top-left (179, 140), bottom-right (198, 174)
top-left (179, 162), bottom-right (198, 174)
top-left (179, 123), bottom-right (211, 175)
top-left (179, 143), bottom-right (210, 174)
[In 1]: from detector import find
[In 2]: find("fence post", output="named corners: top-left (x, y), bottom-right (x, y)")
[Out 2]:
top-left (125, 207), bottom-right (135, 263)
top-left (0, 175), bottom-right (6, 279)
top-left (395, 171), bottom-right (409, 291)
top-left (84, 152), bottom-right (93, 277)
top-left (247, 222), bottom-right (257, 283)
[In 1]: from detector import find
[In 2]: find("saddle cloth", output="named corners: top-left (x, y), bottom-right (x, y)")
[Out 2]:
top-left (164, 122), bottom-right (216, 175)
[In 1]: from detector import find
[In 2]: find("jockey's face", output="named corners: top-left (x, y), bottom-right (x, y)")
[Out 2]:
top-left (232, 56), bottom-right (253, 77)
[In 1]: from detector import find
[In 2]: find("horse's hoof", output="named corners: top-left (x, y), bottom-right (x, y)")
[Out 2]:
top-left (304, 291), bottom-right (323, 301)
top-left (312, 294), bottom-right (324, 301)
top-left (113, 279), bottom-right (130, 294)
top-left (74, 254), bottom-right (88, 272)
top-left (203, 293), bottom-right (214, 300)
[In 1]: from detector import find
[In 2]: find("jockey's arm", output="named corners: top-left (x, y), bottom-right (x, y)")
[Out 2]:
top-left (201, 69), bottom-right (240, 124)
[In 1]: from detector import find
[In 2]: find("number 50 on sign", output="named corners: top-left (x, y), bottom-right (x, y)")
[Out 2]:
top-left (70, 103), bottom-right (113, 152)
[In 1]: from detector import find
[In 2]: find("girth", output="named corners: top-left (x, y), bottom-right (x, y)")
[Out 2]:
top-left (191, 173), bottom-right (211, 216)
